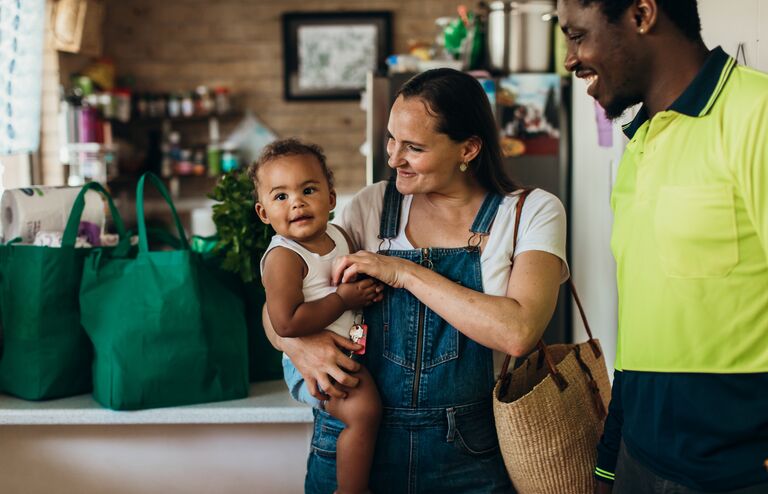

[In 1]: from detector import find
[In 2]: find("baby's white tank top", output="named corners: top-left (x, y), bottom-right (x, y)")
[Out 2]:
top-left (260, 225), bottom-right (355, 338)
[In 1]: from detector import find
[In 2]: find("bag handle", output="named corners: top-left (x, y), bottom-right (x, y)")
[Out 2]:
top-left (136, 172), bottom-right (189, 253)
top-left (63, 182), bottom-right (127, 248)
top-left (498, 188), bottom-right (602, 384)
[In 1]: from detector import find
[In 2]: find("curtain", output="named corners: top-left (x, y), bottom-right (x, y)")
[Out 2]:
top-left (0, 0), bottom-right (45, 155)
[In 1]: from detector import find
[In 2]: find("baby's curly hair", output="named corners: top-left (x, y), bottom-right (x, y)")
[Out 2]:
top-left (248, 138), bottom-right (334, 198)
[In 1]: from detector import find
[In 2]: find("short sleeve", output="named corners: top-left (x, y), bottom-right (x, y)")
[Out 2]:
top-left (334, 182), bottom-right (386, 252)
top-left (515, 190), bottom-right (569, 280)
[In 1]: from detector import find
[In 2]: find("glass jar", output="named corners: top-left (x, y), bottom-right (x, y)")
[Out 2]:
top-left (214, 87), bottom-right (230, 115)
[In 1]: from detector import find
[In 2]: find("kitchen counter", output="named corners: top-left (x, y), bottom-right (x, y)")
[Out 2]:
top-left (0, 379), bottom-right (314, 425)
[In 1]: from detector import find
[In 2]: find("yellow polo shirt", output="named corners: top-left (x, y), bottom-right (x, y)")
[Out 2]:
top-left (611, 47), bottom-right (768, 373)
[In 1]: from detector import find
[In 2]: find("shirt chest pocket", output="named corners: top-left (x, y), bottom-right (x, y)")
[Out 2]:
top-left (654, 185), bottom-right (738, 278)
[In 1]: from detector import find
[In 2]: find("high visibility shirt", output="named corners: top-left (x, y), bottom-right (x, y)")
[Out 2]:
top-left (598, 47), bottom-right (768, 491)
top-left (611, 47), bottom-right (768, 373)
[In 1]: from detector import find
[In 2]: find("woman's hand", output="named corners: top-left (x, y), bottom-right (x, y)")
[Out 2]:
top-left (332, 251), bottom-right (414, 288)
top-left (262, 304), bottom-right (363, 400)
top-left (281, 331), bottom-right (362, 400)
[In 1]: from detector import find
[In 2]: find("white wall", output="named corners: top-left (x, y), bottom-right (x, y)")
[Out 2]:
top-left (699, 0), bottom-right (767, 72)
top-left (569, 79), bottom-right (625, 375)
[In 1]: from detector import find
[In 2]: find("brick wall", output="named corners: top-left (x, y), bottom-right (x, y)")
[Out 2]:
top-left (103, 0), bottom-right (461, 193)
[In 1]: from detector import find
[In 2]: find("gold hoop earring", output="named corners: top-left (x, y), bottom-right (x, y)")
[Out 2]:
top-left (459, 161), bottom-right (469, 172)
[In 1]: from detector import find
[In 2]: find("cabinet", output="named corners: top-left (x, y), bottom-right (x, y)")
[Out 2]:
top-left (0, 381), bottom-right (313, 494)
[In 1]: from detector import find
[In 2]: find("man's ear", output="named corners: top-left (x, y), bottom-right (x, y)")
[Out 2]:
top-left (255, 202), bottom-right (270, 224)
top-left (633, 0), bottom-right (658, 34)
top-left (329, 189), bottom-right (337, 211)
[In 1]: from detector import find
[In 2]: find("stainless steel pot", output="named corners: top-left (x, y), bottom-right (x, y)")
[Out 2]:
top-left (487, 0), bottom-right (556, 73)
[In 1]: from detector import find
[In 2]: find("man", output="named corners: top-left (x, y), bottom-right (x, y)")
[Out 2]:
top-left (557, 0), bottom-right (768, 492)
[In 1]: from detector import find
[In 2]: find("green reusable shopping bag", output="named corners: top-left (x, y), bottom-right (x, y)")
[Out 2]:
top-left (0, 182), bottom-right (126, 400)
top-left (242, 280), bottom-right (283, 382)
top-left (189, 235), bottom-right (282, 383)
top-left (79, 172), bottom-right (249, 410)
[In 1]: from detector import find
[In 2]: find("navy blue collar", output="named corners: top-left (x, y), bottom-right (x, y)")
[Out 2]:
top-left (622, 46), bottom-right (736, 139)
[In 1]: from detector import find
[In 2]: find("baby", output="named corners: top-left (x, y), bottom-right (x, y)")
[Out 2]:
top-left (252, 138), bottom-right (381, 494)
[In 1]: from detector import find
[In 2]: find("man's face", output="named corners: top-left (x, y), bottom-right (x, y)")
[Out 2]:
top-left (557, 0), bottom-right (646, 119)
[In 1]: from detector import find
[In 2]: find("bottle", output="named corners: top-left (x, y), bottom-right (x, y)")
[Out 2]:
top-left (167, 93), bottom-right (181, 118)
top-left (206, 117), bottom-right (221, 176)
top-left (113, 88), bottom-right (131, 123)
top-left (214, 87), bottom-right (230, 115)
top-left (221, 144), bottom-right (239, 173)
top-left (192, 149), bottom-right (206, 176)
top-left (181, 92), bottom-right (194, 117)
top-left (196, 86), bottom-right (214, 115)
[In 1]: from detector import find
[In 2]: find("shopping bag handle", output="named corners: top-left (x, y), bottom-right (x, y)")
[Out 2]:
top-left (63, 182), bottom-right (127, 248)
top-left (498, 188), bottom-right (602, 380)
top-left (136, 172), bottom-right (189, 253)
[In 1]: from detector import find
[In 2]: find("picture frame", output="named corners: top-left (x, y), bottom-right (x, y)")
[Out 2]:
top-left (282, 11), bottom-right (392, 101)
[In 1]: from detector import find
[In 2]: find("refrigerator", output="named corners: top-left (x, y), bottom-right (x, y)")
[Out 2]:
top-left (364, 71), bottom-right (573, 345)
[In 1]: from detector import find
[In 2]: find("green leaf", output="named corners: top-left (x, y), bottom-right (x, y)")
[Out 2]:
top-left (208, 170), bottom-right (274, 282)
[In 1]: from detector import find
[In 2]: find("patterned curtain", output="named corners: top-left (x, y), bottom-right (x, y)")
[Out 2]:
top-left (0, 0), bottom-right (45, 155)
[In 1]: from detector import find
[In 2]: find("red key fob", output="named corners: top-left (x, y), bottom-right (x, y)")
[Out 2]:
top-left (349, 324), bottom-right (367, 355)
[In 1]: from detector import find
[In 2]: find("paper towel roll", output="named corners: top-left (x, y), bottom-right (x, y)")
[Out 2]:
top-left (1, 186), bottom-right (106, 244)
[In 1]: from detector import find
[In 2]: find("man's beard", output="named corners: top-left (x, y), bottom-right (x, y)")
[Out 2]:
top-left (603, 89), bottom-right (643, 120)
top-left (604, 92), bottom-right (643, 121)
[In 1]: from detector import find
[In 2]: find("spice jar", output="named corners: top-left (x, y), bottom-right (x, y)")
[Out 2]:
top-left (181, 92), bottom-right (195, 117)
top-left (214, 87), bottom-right (230, 115)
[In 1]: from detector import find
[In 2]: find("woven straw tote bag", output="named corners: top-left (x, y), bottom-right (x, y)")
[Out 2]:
top-left (492, 189), bottom-right (611, 494)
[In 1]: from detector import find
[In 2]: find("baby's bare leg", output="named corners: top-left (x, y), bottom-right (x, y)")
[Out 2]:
top-left (324, 365), bottom-right (382, 494)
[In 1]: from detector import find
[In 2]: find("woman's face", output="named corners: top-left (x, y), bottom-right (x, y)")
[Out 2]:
top-left (386, 95), bottom-right (478, 196)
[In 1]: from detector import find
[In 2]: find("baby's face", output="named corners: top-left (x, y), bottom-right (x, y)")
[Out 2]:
top-left (254, 154), bottom-right (335, 244)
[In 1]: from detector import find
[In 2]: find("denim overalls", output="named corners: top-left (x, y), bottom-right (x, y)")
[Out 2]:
top-left (306, 181), bottom-right (512, 493)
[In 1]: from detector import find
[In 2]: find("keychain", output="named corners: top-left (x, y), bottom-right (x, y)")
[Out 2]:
top-left (349, 314), bottom-right (367, 356)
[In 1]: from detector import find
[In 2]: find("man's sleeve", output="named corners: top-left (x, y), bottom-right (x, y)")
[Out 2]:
top-left (594, 369), bottom-right (623, 485)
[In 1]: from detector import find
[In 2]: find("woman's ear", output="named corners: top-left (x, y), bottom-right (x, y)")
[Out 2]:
top-left (462, 136), bottom-right (483, 164)
top-left (255, 202), bottom-right (270, 224)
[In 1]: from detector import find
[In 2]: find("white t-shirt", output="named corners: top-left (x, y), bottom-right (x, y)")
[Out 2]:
top-left (337, 181), bottom-right (570, 295)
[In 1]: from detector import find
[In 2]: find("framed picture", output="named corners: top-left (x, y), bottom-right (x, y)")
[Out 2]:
top-left (282, 11), bottom-right (392, 101)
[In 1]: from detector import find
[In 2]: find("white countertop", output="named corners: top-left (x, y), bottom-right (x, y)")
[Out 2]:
top-left (0, 380), bottom-right (314, 426)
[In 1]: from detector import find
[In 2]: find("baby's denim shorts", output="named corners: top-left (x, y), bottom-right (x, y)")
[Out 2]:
top-left (282, 354), bottom-right (323, 409)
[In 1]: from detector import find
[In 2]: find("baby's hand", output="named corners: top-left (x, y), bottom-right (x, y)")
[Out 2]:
top-left (335, 278), bottom-right (381, 310)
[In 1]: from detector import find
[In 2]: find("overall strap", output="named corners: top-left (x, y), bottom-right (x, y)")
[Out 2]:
top-left (469, 193), bottom-right (504, 235)
top-left (378, 178), bottom-right (403, 240)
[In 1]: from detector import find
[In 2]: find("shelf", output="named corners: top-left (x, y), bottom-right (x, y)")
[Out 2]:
top-left (114, 111), bottom-right (243, 126)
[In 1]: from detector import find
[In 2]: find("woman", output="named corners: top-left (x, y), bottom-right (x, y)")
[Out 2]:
top-left (268, 68), bottom-right (568, 493)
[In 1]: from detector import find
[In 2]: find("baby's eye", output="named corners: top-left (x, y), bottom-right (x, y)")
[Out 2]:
top-left (303, 187), bottom-right (317, 195)
top-left (275, 193), bottom-right (288, 201)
